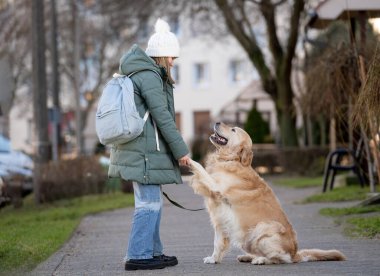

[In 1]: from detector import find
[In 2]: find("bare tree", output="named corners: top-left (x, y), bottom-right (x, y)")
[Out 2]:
top-left (186, 0), bottom-right (305, 146)
top-left (0, 0), bottom-right (165, 155)
top-left (58, 0), bottom-right (162, 154)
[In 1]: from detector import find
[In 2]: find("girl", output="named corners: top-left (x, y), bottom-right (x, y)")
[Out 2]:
top-left (108, 18), bottom-right (191, 271)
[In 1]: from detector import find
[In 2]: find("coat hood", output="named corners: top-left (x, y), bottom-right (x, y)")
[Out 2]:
top-left (119, 44), bottom-right (161, 76)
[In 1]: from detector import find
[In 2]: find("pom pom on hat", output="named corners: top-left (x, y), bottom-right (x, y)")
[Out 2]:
top-left (154, 18), bottom-right (170, 33)
top-left (145, 18), bottom-right (180, 58)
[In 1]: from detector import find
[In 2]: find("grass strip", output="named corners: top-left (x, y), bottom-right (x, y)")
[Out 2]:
top-left (301, 186), bottom-right (369, 203)
top-left (0, 192), bottom-right (134, 273)
top-left (346, 216), bottom-right (380, 238)
top-left (319, 196), bottom-right (380, 239)
top-left (271, 176), bottom-right (323, 188)
top-left (320, 205), bottom-right (380, 216)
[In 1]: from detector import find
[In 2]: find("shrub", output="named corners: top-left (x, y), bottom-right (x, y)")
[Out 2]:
top-left (244, 108), bottom-right (271, 143)
top-left (277, 147), bottom-right (329, 176)
top-left (39, 156), bottom-right (107, 202)
top-left (253, 146), bottom-right (329, 176)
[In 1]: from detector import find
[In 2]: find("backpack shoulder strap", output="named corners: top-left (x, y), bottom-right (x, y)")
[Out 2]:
top-left (127, 69), bottom-right (163, 88)
top-left (113, 69), bottom-right (162, 83)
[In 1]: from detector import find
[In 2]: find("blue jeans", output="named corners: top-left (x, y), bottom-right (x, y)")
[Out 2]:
top-left (125, 182), bottom-right (163, 261)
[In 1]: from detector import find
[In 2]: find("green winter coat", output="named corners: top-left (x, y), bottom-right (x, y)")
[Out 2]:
top-left (108, 44), bottom-right (189, 184)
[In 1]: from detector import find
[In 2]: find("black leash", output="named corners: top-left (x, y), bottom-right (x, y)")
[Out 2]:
top-left (162, 191), bottom-right (205, 211)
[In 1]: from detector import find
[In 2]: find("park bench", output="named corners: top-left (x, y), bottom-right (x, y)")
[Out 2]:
top-left (322, 139), bottom-right (366, 192)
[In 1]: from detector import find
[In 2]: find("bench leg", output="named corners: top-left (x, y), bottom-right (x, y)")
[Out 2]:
top-left (329, 170), bottom-right (337, 191)
top-left (322, 169), bottom-right (330, 193)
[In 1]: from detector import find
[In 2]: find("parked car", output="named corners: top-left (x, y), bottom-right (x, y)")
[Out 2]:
top-left (0, 135), bottom-right (33, 208)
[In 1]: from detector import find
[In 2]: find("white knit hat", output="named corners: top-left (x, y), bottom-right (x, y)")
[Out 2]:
top-left (145, 18), bottom-right (180, 58)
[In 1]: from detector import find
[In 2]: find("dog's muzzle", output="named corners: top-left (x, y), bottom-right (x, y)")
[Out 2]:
top-left (210, 124), bottom-right (228, 145)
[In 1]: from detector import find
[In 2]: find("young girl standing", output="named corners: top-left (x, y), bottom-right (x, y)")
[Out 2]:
top-left (108, 18), bottom-right (191, 270)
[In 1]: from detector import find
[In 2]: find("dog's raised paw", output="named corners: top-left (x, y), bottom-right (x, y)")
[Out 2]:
top-left (203, 256), bottom-right (217, 264)
top-left (189, 160), bottom-right (204, 171)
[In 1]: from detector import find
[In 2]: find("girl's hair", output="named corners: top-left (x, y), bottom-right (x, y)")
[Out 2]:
top-left (152, 57), bottom-right (175, 84)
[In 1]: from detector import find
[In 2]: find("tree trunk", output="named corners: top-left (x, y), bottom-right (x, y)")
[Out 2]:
top-left (254, 67), bottom-right (299, 147)
top-left (278, 111), bottom-right (298, 147)
top-left (275, 75), bottom-right (298, 147)
top-left (32, 0), bottom-right (50, 204)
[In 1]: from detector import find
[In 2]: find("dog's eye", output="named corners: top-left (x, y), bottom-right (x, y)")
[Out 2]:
top-left (231, 128), bottom-right (236, 132)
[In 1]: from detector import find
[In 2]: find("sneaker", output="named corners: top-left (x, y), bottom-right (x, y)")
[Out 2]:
top-left (125, 258), bottom-right (167, 270)
top-left (153, 254), bottom-right (178, 267)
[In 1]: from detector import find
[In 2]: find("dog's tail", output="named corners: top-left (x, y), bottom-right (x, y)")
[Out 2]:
top-left (293, 249), bottom-right (346, 263)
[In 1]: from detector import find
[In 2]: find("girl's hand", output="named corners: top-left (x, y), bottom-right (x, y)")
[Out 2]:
top-left (178, 155), bottom-right (191, 166)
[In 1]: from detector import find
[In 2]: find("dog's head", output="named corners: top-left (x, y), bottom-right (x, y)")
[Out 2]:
top-left (210, 122), bottom-right (253, 166)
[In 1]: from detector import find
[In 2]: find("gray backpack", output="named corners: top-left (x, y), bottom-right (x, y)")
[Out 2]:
top-left (96, 72), bottom-right (155, 146)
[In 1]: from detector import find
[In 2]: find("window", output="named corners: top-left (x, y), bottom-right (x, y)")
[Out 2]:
top-left (172, 64), bottom-right (180, 84)
top-left (193, 63), bottom-right (210, 87)
top-left (229, 60), bottom-right (244, 83)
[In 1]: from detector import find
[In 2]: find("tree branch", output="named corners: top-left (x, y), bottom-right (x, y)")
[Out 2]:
top-left (284, 0), bottom-right (305, 76)
top-left (259, 0), bottom-right (283, 71)
top-left (236, 0), bottom-right (256, 43)
top-left (214, 0), bottom-right (275, 97)
top-left (91, 39), bottom-right (107, 100)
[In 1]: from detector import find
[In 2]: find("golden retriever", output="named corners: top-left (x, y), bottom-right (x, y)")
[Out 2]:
top-left (189, 122), bottom-right (346, 265)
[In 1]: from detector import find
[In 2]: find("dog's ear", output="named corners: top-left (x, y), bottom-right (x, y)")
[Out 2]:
top-left (240, 146), bottom-right (253, 167)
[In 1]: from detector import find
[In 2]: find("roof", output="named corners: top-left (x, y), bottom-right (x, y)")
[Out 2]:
top-left (308, 0), bottom-right (380, 29)
top-left (217, 80), bottom-right (271, 123)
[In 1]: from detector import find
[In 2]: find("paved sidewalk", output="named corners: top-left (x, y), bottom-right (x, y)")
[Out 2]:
top-left (32, 177), bottom-right (380, 276)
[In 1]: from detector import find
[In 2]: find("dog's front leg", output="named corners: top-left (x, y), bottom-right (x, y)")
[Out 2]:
top-left (190, 176), bottom-right (223, 201)
top-left (204, 226), bottom-right (230, 264)
top-left (189, 159), bottom-right (217, 190)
